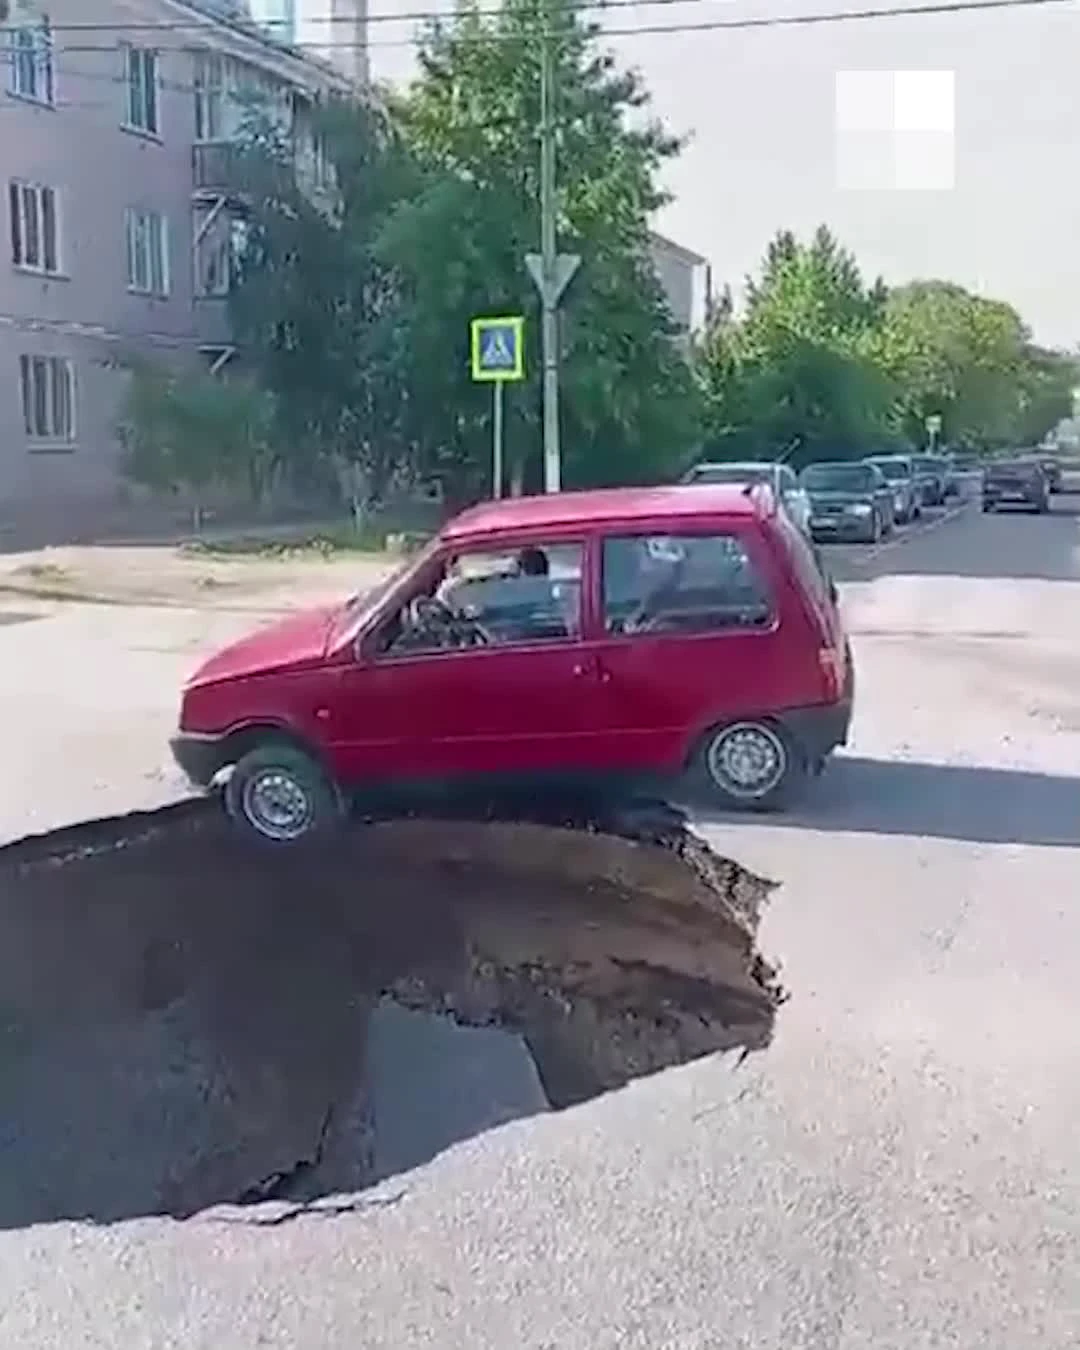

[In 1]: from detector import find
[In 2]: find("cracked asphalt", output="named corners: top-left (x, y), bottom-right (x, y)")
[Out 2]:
top-left (2, 487), bottom-right (1080, 1349)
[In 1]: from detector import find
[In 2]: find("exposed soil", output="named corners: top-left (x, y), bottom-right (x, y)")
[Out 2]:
top-left (0, 797), bottom-right (782, 1227)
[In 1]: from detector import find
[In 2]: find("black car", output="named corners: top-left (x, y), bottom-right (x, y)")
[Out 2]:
top-left (1037, 455), bottom-right (1063, 493)
top-left (910, 455), bottom-right (948, 506)
top-left (801, 461), bottom-right (894, 543)
top-left (982, 459), bottom-right (1050, 513)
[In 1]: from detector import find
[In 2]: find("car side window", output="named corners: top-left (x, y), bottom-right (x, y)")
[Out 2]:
top-left (377, 541), bottom-right (584, 657)
top-left (601, 533), bottom-right (772, 637)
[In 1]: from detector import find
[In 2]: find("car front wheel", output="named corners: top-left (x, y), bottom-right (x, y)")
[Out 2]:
top-left (224, 742), bottom-right (344, 844)
top-left (695, 720), bottom-right (804, 811)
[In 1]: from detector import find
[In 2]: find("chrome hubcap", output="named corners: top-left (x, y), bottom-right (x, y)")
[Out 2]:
top-left (706, 723), bottom-right (787, 799)
top-left (241, 768), bottom-right (313, 841)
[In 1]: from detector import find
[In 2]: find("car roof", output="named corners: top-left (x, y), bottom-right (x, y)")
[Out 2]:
top-left (442, 485), bottom-right (763, 542)
top-left (803, 459), bottom-right (870, 470)
top-left (689, 460), bottom-right (778, 472)
top-left (865, 453), bottom-right (908, 461)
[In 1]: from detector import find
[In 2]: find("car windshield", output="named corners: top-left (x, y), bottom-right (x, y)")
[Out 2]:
top-left (867, 458), bottom-right (911, 482)
top-left (684, 463), bottom-right (773, 486)
top-left (801, 463), bottom-right (876, 492)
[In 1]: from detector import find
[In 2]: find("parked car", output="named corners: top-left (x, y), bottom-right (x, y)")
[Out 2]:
top-left (801, 460), bottom-right (894, 543)
top-left (1036, 453), bottom-right (1063, 493)
top-left (681, 460), bottom-right (812, 536)
top-left (928, 454), bottom-right (960, 497)
top-left (171, 486), bottom-right (855, 842)
top-left (864, 454), bottom-right (921, 523)
top-left (982, 459), bottom-right (1050, 513)
top-left (910, 454), bottom-right (948, 506)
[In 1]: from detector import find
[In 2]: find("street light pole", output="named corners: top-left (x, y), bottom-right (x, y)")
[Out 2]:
top-left (526, 13), bottom-right (580, 495)
top-left (539, 30), bottom-right (560, 494)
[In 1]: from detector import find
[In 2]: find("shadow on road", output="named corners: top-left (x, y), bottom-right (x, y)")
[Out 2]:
top-left (694, 754), bottom-right (1080, 849)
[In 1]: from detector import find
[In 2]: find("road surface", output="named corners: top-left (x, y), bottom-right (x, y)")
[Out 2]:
top-left (2, 493), bottom-right (1079, 1349)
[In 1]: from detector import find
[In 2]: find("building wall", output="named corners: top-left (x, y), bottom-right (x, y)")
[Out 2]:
top-left (0, 0), bottom-right (356, 533)
top-left (647, 232), bottom-right (707, 338)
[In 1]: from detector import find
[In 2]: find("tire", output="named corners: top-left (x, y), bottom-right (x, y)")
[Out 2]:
top-left (865, 511), bottom-right (881, 545)
top-left (695, 720), bottom-right (805, 812)
top-left (982, 500), bottom-right (994, 513)
top-left (224, 742), bottom-right (344, 845)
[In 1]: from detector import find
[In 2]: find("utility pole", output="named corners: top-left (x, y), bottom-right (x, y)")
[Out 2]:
top-left (526, 13), bottom-right (580, 494)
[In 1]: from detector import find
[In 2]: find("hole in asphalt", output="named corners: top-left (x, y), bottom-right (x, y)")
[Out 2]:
top-left (0, 797), bottom-right (782, 1228)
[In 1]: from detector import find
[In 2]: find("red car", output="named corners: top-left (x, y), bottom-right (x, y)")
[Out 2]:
top-left (171, 485), bottom-right (854, 843)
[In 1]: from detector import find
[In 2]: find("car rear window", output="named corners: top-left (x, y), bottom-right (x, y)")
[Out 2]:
top-left (682, 464), bottom-right (773, 487)
top-left (601, 533), bottom-right (772, 636)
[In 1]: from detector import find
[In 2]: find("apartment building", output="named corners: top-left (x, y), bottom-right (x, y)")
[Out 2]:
top-left (0, 0), bottom-right (363, 535)
top-left (648, 231), bottom-right (709, 341)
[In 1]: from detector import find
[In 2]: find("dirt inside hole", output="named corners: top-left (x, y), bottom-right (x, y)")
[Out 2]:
top-left (0, 797), bottom-right (783, 1227)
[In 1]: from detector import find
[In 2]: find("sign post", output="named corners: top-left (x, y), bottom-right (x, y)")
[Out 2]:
top-left (470, 316), bottom-right (525, 499)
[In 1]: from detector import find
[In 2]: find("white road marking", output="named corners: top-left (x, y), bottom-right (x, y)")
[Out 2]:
top-left (850, 499), bottom-right (972, 563)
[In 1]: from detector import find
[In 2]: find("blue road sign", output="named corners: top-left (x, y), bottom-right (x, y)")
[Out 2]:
top-left (470, 315), bottom-right (525, 382)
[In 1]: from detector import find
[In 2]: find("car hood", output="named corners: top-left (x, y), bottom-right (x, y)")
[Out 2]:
top-left (806, 489), bottom-right (873, 505)
top-left (188, 603), bottom-right (340, 686)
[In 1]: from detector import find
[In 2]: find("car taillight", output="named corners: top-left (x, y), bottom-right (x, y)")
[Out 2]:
top-left (818, 645), bottom-right (843, 699)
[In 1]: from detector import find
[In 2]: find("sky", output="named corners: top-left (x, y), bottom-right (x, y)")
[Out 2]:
top-left (364, 0), bottom-right (1080, 350)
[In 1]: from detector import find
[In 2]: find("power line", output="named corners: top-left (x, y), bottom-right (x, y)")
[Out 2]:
top-left (0, 0), bottom-right (1071, 108)
top-left (17, 0), bottom-right (1079, 52)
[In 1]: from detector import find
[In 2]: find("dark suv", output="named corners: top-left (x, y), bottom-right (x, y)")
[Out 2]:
top-left (982, 459), bottom-right (1050, 514)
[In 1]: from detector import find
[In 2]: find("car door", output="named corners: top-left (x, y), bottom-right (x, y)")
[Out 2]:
top-left (324, 539), bottom-right (600, 785)
top-left (573, 526), bottom-right (797, 774)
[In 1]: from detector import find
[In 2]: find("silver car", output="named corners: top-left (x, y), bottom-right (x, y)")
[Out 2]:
top-left (681, 461), bottom-right (813, 535)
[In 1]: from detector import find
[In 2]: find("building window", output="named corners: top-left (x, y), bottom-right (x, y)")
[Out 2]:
top-left (19, 355), bottom-right (75, 443)
top-left (9, 181), bottom-right (60, 274)
top-left (7, 18), bottom-right (55, 105)
top-left (125, 209), bottom-right (170, 295)
top-left (123, 44), bottom-right (159, 135)
top-left (198, 215), bottom-right (249, 297)
top-left (193, 50), bottom-right (224, 141)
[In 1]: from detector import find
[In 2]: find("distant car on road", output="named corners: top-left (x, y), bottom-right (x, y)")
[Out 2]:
top-left (680, 460), bottom-right (812, 536)
top-left (1035, 453), bottom-right (1063, 493)
top-left (982, 458), bottom-right (1050, 514)
top-left (801, 460), bottom-right (894, 544)
top-left (910, 454), bottom-right (948, 506)
top-left (864, 454), bottom-right (921, 523)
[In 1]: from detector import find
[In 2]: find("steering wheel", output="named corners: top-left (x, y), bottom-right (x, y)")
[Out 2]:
top-left (410, 595), bottom-right (492, 648)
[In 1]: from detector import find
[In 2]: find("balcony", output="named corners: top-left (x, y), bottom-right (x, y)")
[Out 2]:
top-left (192, 141), bottom-right (244, 196)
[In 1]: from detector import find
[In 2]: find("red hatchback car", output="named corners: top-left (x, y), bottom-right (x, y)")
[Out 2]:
top-left (171, 485), bottom-right (853, 843)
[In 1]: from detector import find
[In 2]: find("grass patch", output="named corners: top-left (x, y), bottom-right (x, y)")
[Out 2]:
top-left (179, 524), bottom-right (389, 560)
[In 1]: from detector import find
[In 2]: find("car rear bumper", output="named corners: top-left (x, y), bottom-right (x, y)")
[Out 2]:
top-left (984, 487), bottom-right (1044, 506)
top-left (170, 732), bottom-right (227, 789)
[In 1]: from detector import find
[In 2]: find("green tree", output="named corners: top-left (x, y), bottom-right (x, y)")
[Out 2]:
top-left (118, 359), bottom-right (278, 527)
top-left (383, 0), bottom-right (702, 496)
top-left (698, 227), bottom-right (896, 465)
top-left (228, 99), bottom-right (422, 516)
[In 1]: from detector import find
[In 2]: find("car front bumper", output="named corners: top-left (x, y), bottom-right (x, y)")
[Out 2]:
top-left (170, 732), bottom-right (228, 789)
top-left (809, 512), bottom-right (875, 538)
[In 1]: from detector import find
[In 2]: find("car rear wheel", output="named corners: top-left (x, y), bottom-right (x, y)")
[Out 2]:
top-left (224, 742), bottom-right (344, 845)
top-left (695, 720), bottom-right (804, 811)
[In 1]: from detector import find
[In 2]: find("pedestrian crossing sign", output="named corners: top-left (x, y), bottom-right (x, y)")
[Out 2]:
top-left (471, 315), bottom-right (525, 382)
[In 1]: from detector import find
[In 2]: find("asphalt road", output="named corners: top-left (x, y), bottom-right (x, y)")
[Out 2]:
top-left (3, 491), bottom-right (1080, 1349)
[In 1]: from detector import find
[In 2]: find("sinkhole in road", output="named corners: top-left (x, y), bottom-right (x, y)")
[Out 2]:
top-left (0, 797), bottom-right (783, 1228)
